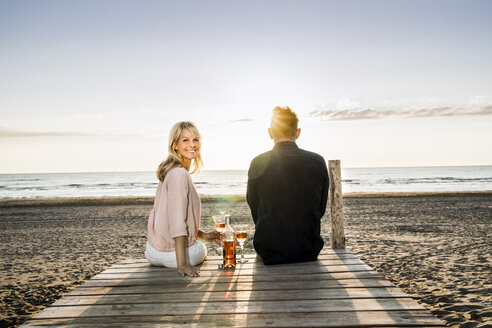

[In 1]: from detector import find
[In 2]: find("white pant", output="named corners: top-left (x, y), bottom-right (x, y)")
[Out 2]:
top-left (145, 241), bottom-right (207, 268)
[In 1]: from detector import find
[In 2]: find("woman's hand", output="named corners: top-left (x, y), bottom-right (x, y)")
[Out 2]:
top-left (199, 230), bottom-right (223, 246)
top-left (177, 265), bottom-right (200, 277)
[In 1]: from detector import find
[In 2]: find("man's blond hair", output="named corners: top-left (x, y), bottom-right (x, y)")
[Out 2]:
top-left (270, 106), bottom-right (299, 138)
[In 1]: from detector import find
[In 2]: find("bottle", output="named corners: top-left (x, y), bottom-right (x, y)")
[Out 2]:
top-left (223, 215), bottom-right (236, 268)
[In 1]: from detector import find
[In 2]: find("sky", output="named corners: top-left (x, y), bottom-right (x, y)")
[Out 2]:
top-left (1, 0), bottom-right (491, 173)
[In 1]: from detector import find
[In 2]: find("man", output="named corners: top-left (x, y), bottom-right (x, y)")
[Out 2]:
top-left (247, 106), bottom-right (329, 265)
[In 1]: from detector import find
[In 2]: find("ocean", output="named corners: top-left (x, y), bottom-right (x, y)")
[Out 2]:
top-left (0, 166), bottom-right (491, 199)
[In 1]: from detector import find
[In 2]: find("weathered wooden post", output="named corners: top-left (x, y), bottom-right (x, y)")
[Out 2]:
top-left (328, 160), bottom-right (345, 249)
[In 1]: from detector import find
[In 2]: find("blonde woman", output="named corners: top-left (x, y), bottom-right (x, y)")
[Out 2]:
top-left (146, 121), bottom-right (221, 277)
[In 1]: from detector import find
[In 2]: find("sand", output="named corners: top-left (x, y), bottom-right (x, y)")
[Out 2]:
top-left (0, 192), bottom-right (491, 327)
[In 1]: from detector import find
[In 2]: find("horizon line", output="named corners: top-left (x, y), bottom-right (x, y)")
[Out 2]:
top-left (1, 164), bottom-right (491, 175)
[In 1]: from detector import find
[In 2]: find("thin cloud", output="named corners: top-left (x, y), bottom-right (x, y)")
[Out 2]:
top-left (308, 105), bottom-right (492, 121)
top-left (228, 118), bottom-right (253, 123)
top-left (0, 128), bottom-right (138, 137)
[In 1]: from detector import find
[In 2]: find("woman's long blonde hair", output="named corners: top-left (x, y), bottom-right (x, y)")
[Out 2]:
top-left (156, 121), bottom-right (203, 182)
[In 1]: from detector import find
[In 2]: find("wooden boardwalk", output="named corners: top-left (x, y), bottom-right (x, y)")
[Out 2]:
top-left (22, 249), bottom-right (445, 327)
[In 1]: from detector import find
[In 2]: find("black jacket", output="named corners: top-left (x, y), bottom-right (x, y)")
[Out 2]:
top-left (247, 141), bottom-right (329, 265)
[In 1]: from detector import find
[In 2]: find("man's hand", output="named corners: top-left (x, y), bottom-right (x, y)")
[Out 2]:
top-left (177, 265), bottom-right (200, 277)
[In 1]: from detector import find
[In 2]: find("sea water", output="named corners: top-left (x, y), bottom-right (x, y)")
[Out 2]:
top-left (0, 166), bottom-right (491, 199)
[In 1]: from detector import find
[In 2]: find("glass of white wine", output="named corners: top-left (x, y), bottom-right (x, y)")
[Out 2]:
top-left (213, 215), bottom-right (226, 252)
top-left (234, 224), bottom-right (248, 263)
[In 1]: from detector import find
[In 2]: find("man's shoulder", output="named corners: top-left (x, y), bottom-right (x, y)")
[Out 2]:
top-left (248, 150), bottom-right (272, 178)
top-left (251, 150), bottom-right (272, 164)
top-left (297, 148), bottom-right (328, 175)
top-left (298, 148), bottom-right (326, 163)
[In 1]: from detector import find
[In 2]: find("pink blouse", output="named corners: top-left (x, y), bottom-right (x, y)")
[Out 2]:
top-left (147, 167), bottom-right (201, 252)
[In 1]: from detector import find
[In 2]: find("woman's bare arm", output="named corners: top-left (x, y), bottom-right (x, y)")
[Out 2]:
top-left (174, 236), bottom-right (199, 277)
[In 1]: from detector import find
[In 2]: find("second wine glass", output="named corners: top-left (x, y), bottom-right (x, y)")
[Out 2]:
top-left (234, 224), bottom-right (248, 263)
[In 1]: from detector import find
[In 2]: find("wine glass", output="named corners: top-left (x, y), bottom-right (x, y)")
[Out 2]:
top-left (234, 224), bottom-right (248, 263)
top-left (212, 215), bottom-right (225, 252)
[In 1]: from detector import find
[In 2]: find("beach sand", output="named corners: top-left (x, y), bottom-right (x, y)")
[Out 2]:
top-left (0, 192), bottom-right (491, 327)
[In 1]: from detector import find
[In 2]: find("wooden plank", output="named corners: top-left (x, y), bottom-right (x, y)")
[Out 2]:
top-left (67, 279), bottom-right (396, 297)
top-left (53, 287), bottom-right (412, 306)
top-left (114, 252), bottom-right (358, 265)
top-left (92, 270), bottom-right (381, 281)
top-left (99, 260), bottom-right (372, 275)
top-left (109, 258), bottom-right (366, 269)
top-left (33, 298), bottom-right (428, 319)
top-left (114, 253), bottom-right (358, 265)
top-left (22, 310), bottom-right (446, 327)
top-left (103, 264), bottom-right (374, 275)
top-left (79, 277), bottom-right (394, 290)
